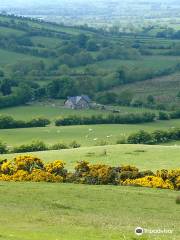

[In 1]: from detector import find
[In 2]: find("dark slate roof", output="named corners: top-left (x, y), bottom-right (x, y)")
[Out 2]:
top-left (67, 95), bottom-right (91, 105)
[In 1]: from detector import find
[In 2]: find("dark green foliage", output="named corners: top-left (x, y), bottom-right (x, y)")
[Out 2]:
top-left (127, 130), bottom-right (153, 144)
top-left (13, 140), bottom-right (48, 153)
top-left (0, 141), bottom-right (8, 154)
top-left (127, 128), bottom-right (180, 145)
top-left (69, 141), bottom-right (81, 149)
top-left (55, 112), bottom-right (156, 126)
top-left (0, 115), bottom-right (50, 129)
top-left (159, 111), bottom-right (170, 120)
top-left (50, 143), bottom-right (69, 150)
top-left (0, 78), bottom-right (12, 96)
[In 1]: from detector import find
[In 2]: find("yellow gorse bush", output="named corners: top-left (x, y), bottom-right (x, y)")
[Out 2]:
top-left (14, 155), bottom-right (44, 172)
top-left (123, 176), bottom-right (174, 190)
top-left (45, 161), bottom-right (66, 175)
top-left (1, 161), bottom-right (14, 175)
top-left (0, 155), bottom-right (180, 190)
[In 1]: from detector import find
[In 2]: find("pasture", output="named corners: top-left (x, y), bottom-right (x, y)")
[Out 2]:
top-left (0, 103), bottom-right (158, 120)
top-left (114, 72), bottom-right (180, 104)
top-left (0, 119), bottom-right (179, 147)
top-left (0, 49), bottom-right (44, 67)
top-left (0, 182), bottom-right (179, 240)
top-left (2, 144), bottom-right (180, 171)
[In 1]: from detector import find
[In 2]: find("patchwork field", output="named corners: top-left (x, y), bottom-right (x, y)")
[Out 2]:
top-left (0, 13), bottom-right (180, 240)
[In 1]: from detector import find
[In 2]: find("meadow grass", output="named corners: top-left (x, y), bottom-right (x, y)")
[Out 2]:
top-left (2, 144), bottom-right (180, 171)
top-left (31, 36), bottom-right (63, 48)
top-left (0, 49), bottom-right (44, 67)
top-left (0, 119), bottom-right (179, 146)
top-left (0, 182), bottom-right (179, 240)
top-left (89, 55), bottom-right (180, 71)
top-left (0, 26), bottom-right (25, 36)
top-left (113, 72), bottom-right (180, 103)
top-left (0, 103), bottom-right (158, 120)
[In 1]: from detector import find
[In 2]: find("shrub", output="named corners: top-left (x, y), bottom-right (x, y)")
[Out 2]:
top-left (139, 170), bottom-right (155, 178)
top-left (26, 117), bottom-right (50, 127)
top-left (13, 140), bottom-right (48, 153)
top-left (119, 171), bottom-right (140, 181)
top-left (11, 170), bottom-right (29, 181)
top-left (79, 164), bottom-right (118, 185)
top-left (45, 160), bottom-right (67, 178)
top-left (127, 130), bottom-right (153, 144)
top-left (0, 115), bottom-right (50, 129)
top-left (151, 130), bottom-right (169, 144)
top-left (14, 155), bottom-right (44, 173)
top-left (0, 155), bottom-right (179, 190)
top-left (75, 161), bottom-right (90, 177)
top-left (29, 169), bottom-right (63, 182)
top-left (0, 141), bottom-right (8, 154)
top-left (121, 165), bottom-right (139, 172)
top-left (159, 111), bottom-right (170, 120)
top-left (0, 160), bottom-right (14, 175)
top-left (69, 141), bottom-right (81, 148)
top-left (157, 169), bottom-right (180, 187)
top-left (55, 112), bottom-right (156, 126)
top-left (127, 128), bottom-right (180, 145)
top-left (123, 176), bottom-right (174, 190)
top-left (50, 143), bottom-right (69, 150)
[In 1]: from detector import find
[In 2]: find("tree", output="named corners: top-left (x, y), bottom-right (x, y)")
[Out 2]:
top-left (147, 95), bottom-right (155, 104)
top-left (96, 92), bottom-right (118, 104)
top-left (0, 78), bottom-right (12, 96)
top-left (0, 70), bottom-right (4, 77)
top-left (86, 40), bottom-right (99, 51)
top-left (118, 90), bottom-right (134, 106)
top-left (76, 34), bottom-right (88, 48)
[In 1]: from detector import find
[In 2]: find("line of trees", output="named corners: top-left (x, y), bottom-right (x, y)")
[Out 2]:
top-left (55, 112), bottom-right (156, 126)
top-left (127, 128), bottom-right (180, 145)
top-left (0, 116), bottom-right (50, 129)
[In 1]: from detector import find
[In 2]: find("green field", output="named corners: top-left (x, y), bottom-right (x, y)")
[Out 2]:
top-left (0, 26), bottom-right (24, 36)
top-left (2, 144), bottom-right (180, 171)
top-left (0, 49), bottom-right (44, 67)
top-left (0, 182), bottom-right (179, 240)
top-left (0, 119), bottom-right (179, 147)
top-left (89, 56), bottom-right (180, 71)
top-left (114, 72), bottom-right (180, 105)
top-left (0, 103), bottom-right (158, 120)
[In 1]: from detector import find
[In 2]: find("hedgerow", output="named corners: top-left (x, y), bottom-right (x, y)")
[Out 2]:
top-left (127, 128), bottom-right (180, 144)
top-left (0, 115), bottom-right (50, 129)
top-left (55, 112), bottom-right (156, 126)
top-left (0, 140), bottom-right (81, 154)
top-left (0, 156), bottom-right (179, 190)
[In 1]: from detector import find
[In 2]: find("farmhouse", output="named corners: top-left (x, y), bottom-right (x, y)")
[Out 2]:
top-left (64, 95), bottom-right (92, 109)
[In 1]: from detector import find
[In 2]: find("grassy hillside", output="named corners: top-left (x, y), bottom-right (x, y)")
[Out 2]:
top-left (0, 182), bottom-right (179, 240)
top-left (2, 144), bottom-right (180, 171)
top-left (0, 49), bottom-right (44, 66)
top-left (113, 72), bottom-right (180, 106)
top-left (0, 14), bottom-right (180, 110)
top-left (0, 14), bottom-right (180, 240)
top-left (0, 102), bottom-right (158, 120)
